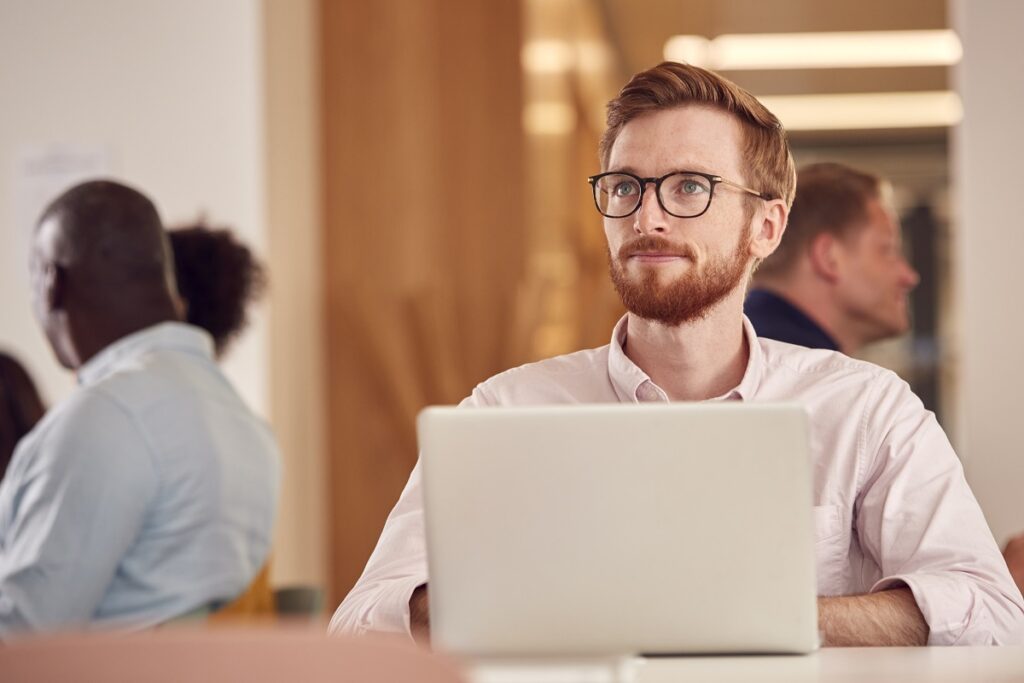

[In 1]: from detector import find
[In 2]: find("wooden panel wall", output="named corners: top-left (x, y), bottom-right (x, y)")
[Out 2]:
top-left (320, 0), bottom-right (525, 601)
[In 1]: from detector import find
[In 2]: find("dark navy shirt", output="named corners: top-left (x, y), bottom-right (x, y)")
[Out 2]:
top-left (744, 288), bottom-right (840, 351)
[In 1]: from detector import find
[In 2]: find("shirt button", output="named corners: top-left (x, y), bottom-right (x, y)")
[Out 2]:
top-left (636, 383), bottom-right (663, 402)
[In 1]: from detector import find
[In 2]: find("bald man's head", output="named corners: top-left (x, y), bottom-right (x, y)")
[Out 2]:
top-left (37, 180), bottom-right (175, 286)
top-left (31, 180), bottom-right (182, 369)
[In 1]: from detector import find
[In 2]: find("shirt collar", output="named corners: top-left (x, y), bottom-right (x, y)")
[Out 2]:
top-left (606, 314), bottom-right (763, 403)
top-left (77, 322), bottom-right (215, 387)
top-left (733, 315), bottom-right (763, 400)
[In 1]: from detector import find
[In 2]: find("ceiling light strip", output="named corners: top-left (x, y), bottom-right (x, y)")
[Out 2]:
top-left (759, 91), bottom-right (963, 131)
top-left (664, 30), bottom-right (962, 70)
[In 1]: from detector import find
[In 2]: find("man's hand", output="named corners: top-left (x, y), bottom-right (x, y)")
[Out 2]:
top-left (1004, 533), bottom-right (1024, 594)
top-left (409, 584), bottom-right (430, 645)
top-left (818, 587), bottom-right (928, 646)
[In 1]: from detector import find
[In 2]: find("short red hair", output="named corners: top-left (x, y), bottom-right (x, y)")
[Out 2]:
top-left (600, 62), bottom-right (797, 208)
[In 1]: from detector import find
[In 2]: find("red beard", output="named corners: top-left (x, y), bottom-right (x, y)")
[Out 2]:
top-left (609, 233), bottom-right (749, 326)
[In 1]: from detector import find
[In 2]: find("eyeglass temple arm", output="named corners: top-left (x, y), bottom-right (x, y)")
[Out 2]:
top-left (717, 177), bottom-right (773, 200)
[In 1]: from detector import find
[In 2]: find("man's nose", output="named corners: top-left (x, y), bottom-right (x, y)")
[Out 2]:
top-left (632, 185), bottom-right (668, 235)
top-left (900, 258), bottom-right (920, 290)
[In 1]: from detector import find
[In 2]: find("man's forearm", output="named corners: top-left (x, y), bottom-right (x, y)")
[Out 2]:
top-left (818, 587), bottom-right (928, 646)
top-left (408, 585), bottom-right (927, 647)
top-left (409, 584), bottom-right (430, 644)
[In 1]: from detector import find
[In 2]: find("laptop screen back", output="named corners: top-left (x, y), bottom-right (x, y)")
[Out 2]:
top-left (419, 403), bottom-right (819, 656)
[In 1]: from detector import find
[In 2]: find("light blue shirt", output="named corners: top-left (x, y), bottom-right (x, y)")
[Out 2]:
top-left (0, 323), bottom-right (280, 636)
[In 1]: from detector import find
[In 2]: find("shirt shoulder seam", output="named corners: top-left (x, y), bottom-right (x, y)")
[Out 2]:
top-left (759, 344), bottom-right (889, 382)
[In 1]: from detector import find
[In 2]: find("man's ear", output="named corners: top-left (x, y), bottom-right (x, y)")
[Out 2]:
top-left (749, 199), bottom-right (788, 260)
top-left (41, 262), bottom-right (66, 313)
top-left (808, 233), bottom-right (841, 283)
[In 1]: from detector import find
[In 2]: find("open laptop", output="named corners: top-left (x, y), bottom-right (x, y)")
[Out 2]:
top-left (418, 403), bottom-right (819, 657)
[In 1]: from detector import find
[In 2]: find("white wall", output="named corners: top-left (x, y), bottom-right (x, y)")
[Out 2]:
top-left (0, 0), bottom-right (328, 590)
top-left (0, 0), bottom-right (267, 415)
top-left (952, 0), bottom-right (1024, 544)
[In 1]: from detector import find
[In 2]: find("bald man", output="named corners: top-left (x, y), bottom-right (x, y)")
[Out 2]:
top-left (0, 180), bottom-right (279, 636)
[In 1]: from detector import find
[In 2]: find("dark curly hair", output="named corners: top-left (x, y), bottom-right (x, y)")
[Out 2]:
top-left (0, 352), bottom-right (46, 479)
top-left (168, 223), bottom-right (268, 357)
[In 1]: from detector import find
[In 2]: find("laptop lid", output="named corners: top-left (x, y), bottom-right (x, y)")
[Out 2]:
top-left (419, 403), bottom-right (819, 657)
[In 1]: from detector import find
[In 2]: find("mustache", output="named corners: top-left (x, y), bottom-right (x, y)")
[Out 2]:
top-left (617, 235), bottom-right (696, 261)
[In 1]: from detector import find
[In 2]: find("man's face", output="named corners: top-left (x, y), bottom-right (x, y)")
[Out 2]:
top-left (30, 217), bottom-right (74, 369)
top-left (29, 220), bottom-right (54, 329)
top-left (603, 105), bottom-right (758, 326)
top-left (834, 199), bottom-right (920, 343)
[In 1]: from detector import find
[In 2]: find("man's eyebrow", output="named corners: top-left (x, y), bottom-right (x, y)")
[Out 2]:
top-left (606, 165), bottom-right (719, 177)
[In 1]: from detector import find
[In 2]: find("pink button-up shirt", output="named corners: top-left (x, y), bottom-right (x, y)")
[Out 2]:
top-left (330, 317), bottom-right (1024, 645)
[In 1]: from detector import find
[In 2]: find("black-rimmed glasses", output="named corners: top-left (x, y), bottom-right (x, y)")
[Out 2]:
top-left (587, 170), bottom-right (772, 219)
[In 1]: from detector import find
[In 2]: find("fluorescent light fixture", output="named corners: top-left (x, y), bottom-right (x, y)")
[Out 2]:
top-left (759, 91), bottom-right (963, 131)
top-left (664, 30), bottom-right (962, 70)
top-left (523, 102), bottom-right (576, 135)
top-left (522, 40), bottom-right (574, 74)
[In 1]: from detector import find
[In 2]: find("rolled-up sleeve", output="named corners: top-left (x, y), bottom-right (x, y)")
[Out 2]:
top-left (328, 461), bottom-right (428, 636)
top-left (856, 377), bottom-right (1024, 645)
top-left (329, 388), bottom-right (497, 636)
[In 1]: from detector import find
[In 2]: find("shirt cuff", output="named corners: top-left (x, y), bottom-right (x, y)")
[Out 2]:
top-left (871, 573), bottom-right (984, 645)
top-left (329, 576), bottom-right (424, 638)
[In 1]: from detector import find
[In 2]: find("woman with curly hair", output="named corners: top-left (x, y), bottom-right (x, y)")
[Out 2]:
top-left (168, 223), bottom-right (267, 359)
top-left (169, 222), bottom-right (276, 619)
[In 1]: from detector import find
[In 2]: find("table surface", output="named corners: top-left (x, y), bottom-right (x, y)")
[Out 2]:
top-left (466, 647), bottom-right (1024, 683)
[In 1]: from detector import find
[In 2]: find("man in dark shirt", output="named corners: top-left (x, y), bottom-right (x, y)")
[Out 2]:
top-left (744, 163), bottom-right (919, 355)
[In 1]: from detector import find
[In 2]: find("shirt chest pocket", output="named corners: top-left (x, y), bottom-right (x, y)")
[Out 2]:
top-left (812, 504), bottom-right (848, 594)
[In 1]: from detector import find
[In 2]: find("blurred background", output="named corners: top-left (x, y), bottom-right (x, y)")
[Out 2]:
top-left (0, 0), bottom-right (1020, 611)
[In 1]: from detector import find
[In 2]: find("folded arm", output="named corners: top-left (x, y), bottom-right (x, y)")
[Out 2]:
top-left (330, 391), bottom-right (498, 637)
top-left (329, 460), bottom-right (430, 636)
top-left (819, 587), bottom-right (927, 646)
top-left (855, 377), bottom-right (1024, 645)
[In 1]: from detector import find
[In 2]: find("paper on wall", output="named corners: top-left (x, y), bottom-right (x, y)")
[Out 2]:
top-left (10, 143), bottom-right (115, 280)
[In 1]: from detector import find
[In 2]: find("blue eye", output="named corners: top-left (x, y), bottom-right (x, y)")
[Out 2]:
top-left (673, 176), bottom-right (710, 195)
top-left (613, 181), bottom-right (638, 197)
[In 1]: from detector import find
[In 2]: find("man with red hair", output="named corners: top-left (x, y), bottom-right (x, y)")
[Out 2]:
top-left (331, 62), bottom-right (1023, 647)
